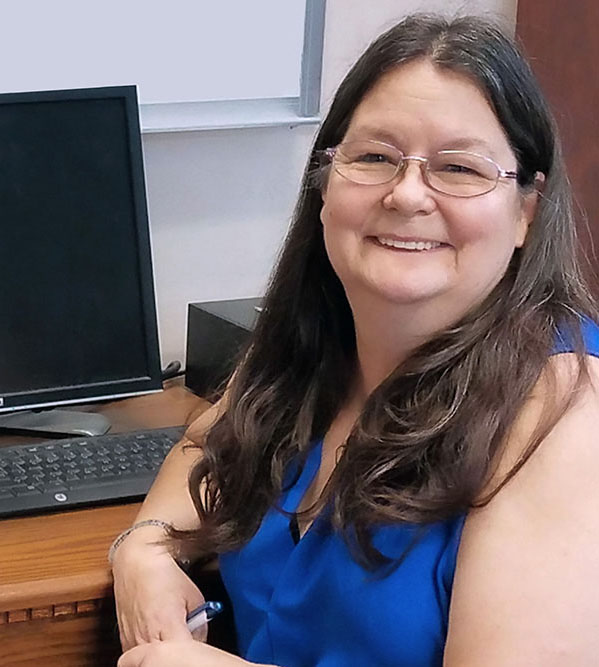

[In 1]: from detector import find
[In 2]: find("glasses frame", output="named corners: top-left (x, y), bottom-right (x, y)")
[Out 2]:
top-left (323, 140), bottom-right (519, 198)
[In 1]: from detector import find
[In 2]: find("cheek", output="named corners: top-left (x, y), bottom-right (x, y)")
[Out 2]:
top-left (320, 205), bottom-right (343, 264)
top-left (320, 178), bottom-right (371, 232)
top-left (319, 198), bottom-right (330, 227)
top-left (321, 197), bottom-right (348, 232)
top-left (320, 201), bottom-right (335, 245)
top-left (447, 196), bottom-right (524, 250)
top-left (320, 201), bottom-right (357, 283)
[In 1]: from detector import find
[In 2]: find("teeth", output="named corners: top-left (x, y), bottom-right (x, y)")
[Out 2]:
top-left (378, 237), bottom-right (441, 251)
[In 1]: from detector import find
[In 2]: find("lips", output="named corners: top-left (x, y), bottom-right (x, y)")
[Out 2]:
top-left (374, 236), bottom-right (445, 251)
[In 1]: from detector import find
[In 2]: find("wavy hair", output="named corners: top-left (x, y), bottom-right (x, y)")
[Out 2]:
top-left (178, 15), bottom-right (596, 568)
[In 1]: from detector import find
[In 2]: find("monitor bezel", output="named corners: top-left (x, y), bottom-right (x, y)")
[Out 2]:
top-left (0, 84), bottom-right (163, 413)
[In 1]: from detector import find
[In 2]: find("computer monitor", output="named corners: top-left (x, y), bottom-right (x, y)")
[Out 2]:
top-left (0, 85), bottom-right (162, 436)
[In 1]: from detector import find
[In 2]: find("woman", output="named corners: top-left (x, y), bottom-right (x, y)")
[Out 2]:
top-left (115, 14), bottom-right (599, 666)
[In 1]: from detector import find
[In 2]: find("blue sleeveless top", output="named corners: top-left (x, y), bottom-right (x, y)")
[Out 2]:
top-left (219, 319), bottom-right (599, 667)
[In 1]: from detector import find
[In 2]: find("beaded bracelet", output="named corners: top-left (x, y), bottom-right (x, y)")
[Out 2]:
top-left (107, 519), bottom-right (171, 564)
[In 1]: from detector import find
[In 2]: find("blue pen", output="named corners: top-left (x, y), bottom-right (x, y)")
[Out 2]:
top-left (186, 601), bottom-right (224, 633)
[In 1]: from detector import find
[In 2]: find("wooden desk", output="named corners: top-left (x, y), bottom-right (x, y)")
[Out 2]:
top-left (0, 381), bottom-right (209, 667)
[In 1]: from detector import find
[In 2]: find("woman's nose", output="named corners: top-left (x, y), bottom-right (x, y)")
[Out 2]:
top-left (382, 161), bottom-right (436, 215)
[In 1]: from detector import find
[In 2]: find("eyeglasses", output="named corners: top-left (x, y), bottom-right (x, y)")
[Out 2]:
top-left (323, 140), bottom-right (518, 198)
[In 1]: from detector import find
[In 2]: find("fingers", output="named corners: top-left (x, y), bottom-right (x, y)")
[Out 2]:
top-left (159, 616), bottom-right (194, 643)
top-left (117, 642), bottom-right (148, 667)
top-left (189, 622), bottom-right (209, 643)
top-left (118, 640), bottom-right (245, 667)
top-left (113, 551), bottom-right (205, 651)
top-left (117, 595), bottom-right (199, 651)
top-left (115, 598), bottom-right (160, 652)
top-left (117, 640), bottom-right (198, 667)
top-left (185, 594), bottom-right (209, 642)
top-left (116, 598), bottom-right (168, 651)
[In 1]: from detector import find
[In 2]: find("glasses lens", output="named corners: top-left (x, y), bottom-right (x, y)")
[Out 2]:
top-left (427, 151), bottom-right (499, 196)
top-left (334, 141), bottom-right (401, 185)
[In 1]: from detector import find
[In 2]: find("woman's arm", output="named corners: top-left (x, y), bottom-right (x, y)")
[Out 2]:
top-left (444, 355), bottom-right (599, 665)
top-left (112, 399), bottom-right (224, 650)
top-left (127, 406), bottom-right (217, 528)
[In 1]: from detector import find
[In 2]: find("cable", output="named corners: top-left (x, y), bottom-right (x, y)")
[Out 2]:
top-left (161, 360), bottom-right (182, 381)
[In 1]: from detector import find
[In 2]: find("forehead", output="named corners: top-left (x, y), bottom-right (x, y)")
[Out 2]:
top-left (345, 59), bottom-right (512, 158)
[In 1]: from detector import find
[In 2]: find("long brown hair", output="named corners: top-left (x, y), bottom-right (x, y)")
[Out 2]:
top-left (179, 15), bottom-right (596, 569)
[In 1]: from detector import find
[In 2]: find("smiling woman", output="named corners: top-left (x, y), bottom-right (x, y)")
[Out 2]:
top-left (112, 13), bottom-right (599, 667)
top-left (320, 60), bottom-right (534, 319)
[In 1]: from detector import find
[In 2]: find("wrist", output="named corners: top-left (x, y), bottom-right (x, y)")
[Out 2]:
top-left (109, 521), bottom-right (194, 573)
top-left (108, 519), bottom-right (171, 565)
top-left (112, 537), bottom-right (169, 571)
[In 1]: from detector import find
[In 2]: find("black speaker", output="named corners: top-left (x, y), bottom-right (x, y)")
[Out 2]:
top-left (185, 298), bottom-right (262, 397)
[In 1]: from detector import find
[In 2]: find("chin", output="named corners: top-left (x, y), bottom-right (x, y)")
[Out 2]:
top-left (368, 279), bottom-right (452, 306)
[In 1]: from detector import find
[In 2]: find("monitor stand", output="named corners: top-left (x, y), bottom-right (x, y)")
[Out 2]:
top-left (0, 409), bottom-right (111, 438)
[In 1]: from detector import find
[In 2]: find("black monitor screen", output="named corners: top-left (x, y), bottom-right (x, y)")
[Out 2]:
top-left (0, 86), bottom-right (162, 411)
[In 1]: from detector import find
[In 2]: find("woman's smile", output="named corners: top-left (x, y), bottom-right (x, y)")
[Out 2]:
top-left (371, 236), bottom-right (447, 251)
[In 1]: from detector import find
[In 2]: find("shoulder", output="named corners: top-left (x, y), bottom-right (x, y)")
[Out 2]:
top-left (444, 354), bottom-right (599, 665)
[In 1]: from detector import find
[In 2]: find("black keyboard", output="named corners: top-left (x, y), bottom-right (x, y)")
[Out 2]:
top-left (0, 426), bottom-right (186, 518)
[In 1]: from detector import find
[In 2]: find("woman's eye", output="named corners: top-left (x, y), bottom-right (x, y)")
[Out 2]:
top-left (355, 152), bottom-right (391, 164)
top-left (440, 163), bottom-right (477, 174)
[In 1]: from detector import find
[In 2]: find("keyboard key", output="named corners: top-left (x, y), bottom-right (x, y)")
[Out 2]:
top-left (39, 483), bottom-right (69, 493)
top-left (12, 485), bottom-right (42, 496)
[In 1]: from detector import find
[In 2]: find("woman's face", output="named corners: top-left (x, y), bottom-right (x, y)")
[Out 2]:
top-left (320, 59), bottom-right (536, 318)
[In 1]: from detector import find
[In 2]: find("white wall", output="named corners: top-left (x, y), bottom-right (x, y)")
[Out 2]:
top-left (147, 0), bottom-right (518, 365)
top-left (145, 125), bottom-right (315, 364)
top-left (0, 0), bottom-right (306, 103)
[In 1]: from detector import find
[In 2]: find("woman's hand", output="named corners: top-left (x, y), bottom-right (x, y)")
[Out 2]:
top-left (112, 527), bottom-right (205, 651)
top-left (117, 640), bottom-right (251, 667)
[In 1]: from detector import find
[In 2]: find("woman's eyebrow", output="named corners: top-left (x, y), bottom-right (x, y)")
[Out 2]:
top-left (343, 128), bottom-right (502, 158)
top-left (439, 136), bottom-right (500, 157)
top-left (343, 126), bottom-right (403, 145)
